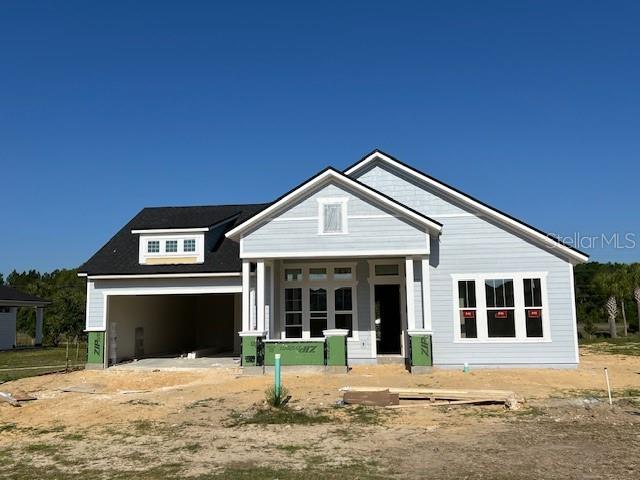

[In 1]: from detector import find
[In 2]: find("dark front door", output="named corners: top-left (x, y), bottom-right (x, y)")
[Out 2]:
top-left (375, 284), bottom-right (402, 354)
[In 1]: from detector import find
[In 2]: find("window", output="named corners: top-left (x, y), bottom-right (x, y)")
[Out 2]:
top-left (524, 278), bottom-right (544, 338)
top-left (284, 288), bottom-right (303, 338)
top-left (281, 264), bottom-right (358, 340)
top-left (284, 268), bottom-right (303, 281)
top-left (485, 279), bottom-right (515, 337)
top-left (165, 240), bottom-right (178, 253)
top-left (147, 241), bottom-right (160, 253)
top-left (335, 287), bottom-right (353, 336)
top-left (458, 280), bottom-right (477, 339)
top-left (375, 264), bottom-right (399, 276)
top-left (309, 268), bottom-right (327, 281)
top-left (184, 239), bottom-right (196, 252)
top-left (0, 307), bottom-right (10, 313)
top-left (334, 267), bottom-right (352, 280)
top-left (309, 288), bottom-right (327, 337)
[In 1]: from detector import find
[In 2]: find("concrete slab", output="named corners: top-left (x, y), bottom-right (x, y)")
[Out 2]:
top-left (110, 356), bottom-right (241, 371)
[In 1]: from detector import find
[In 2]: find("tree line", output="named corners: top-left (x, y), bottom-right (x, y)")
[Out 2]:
top-left (1, 269), bottom-right (86, 345)
top-left (1, 262), bottom-right (638, 345)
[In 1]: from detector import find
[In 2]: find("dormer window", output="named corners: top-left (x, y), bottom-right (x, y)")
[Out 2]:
top-left (165, 240), bottom-right (178, 253)
top-left (318, 198), bottom-right (348, 235)
top-left (137, 233), bottom-right (205, 265)
top-left (184, 239), bottom-right (196, 252)
top-left (147, 240), bottom-right (160, 253)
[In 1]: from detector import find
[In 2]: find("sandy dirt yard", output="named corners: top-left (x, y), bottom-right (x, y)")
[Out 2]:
top-left (0, 349), bottom-right (639, 479)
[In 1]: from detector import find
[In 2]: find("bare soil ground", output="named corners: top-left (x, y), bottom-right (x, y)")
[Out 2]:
top-left (0, 348), bottom-right (639, 479)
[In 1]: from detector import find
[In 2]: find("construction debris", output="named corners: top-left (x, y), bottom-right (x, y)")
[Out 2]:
top-left (343, 389), bottom-right (400, 407)
top-left (340, 387), bottom-right (523, 410)
top-left (0, 392), bottom-right (21, 407)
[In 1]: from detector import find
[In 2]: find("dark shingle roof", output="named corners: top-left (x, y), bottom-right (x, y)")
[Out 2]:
top-left (0, 286), bottom-right (49, 305)
top-left (78, 204), bottom-right (269, 276)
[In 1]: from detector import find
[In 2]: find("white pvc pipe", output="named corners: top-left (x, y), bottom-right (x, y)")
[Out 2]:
top-left (604, 367), bottom-right (612, 406)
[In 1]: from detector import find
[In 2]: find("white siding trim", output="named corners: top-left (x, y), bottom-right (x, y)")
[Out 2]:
top-left (421, 257), bottom-right (432, 332)
top-left (405, 258), bottom-right (415, 331)
top-left (240, 248), bottom-right (430, 259)
top-left (568, 263), bottom-right (580, 364)
top-left (131, 227), bottom-right (209, 234)
top-left (87, 272), bottom-right (241, 280)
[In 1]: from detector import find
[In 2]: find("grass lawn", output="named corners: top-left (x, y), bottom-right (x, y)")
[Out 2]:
top-left (579, 335), bottom-right (640, 356)
top-left (0, 345), bottom-right (86, 383)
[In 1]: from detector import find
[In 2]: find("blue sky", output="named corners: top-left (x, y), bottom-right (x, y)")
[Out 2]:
top-left (1, 0), bottom-right (638, 276)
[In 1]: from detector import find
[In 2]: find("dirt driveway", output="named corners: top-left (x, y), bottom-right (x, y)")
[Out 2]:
top-left (0, 350), bottom-right (639, 479)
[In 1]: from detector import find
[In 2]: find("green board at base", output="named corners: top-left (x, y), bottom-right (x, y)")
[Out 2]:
top-left (87, 331), bottom-right (105, 365)
top-left (410, 334), bottom-right (433, 367)
top-left (264, 341), bottom-right (325, 366)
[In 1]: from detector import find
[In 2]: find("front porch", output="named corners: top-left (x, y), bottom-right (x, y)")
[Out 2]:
top-left (238, 257), bottom-right (434, 373)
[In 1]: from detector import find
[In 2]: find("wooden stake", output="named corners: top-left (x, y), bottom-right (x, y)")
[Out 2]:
top-left (604, 367), bottom-right (612, 406)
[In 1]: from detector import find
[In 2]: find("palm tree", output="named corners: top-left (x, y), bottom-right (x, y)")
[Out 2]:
top-left (595, 271), bottom-right (619, 338)
top-left (606, 295), bottom-right (618, 338)
top-left (631, 264), bottom-right (640, 334)
top-left (613, 267), bottom-right (631, 337)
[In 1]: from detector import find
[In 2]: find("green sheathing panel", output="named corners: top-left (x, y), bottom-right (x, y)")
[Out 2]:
top-left (325, 336), bottom-right (347, 366)
top-left (410, 334), bottom-right (433, 367)
top-left (242, 336), bottom-right (262, 366)
top-left (87, 331), bottom-right (105, 365)
top-left (264, 341), bottom-right (325, 366)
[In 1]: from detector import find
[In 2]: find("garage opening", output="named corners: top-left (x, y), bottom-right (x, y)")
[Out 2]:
top-left (106, 293), bottom-right (241, 366)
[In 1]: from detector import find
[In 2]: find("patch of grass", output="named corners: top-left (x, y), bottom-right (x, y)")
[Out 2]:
top-left (344, 405), bottom-right (392, 425)
top-left (579, 336), bottom-right (640, 356)
top-left (34, 424), bottom-right (66, 434)
top-left (61, 433), bottom-right (85, 441)
top-left (227, 407), bottom-right (332, 426)
top-left (0, 423), bottom-right (17, 433)
top-left (265, 385), bottom-right (290, 407)
top-left (0, 345), bottom-right (88, 382)
top-left (24, 443), bottom-right (59, 455)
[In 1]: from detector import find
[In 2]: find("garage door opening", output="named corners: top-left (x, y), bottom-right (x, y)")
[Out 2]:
top-left (106, 293), bottom-right (241, 366)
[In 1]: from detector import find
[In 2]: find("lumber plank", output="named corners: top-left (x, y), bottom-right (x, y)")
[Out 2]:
top-left (343, 389), bottom-right (400, 407)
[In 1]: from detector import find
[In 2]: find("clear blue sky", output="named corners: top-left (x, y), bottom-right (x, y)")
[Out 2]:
top-left (1, 0), bottom-right (638, 276)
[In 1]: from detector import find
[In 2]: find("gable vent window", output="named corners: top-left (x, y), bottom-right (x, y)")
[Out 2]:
top-left (147, 241), bottom-right (160, 253)
top-left (318, 198), bottom-right (347, 234)
top-left (165, 240), bottom-right (178, 253)
top-left (184, 239), bottom-right (196, 252)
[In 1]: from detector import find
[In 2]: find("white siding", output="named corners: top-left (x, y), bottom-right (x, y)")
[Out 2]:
top-left (356, 162), bottom-right (579, 367)
top-left (242, 181), bottom-right (429, 256)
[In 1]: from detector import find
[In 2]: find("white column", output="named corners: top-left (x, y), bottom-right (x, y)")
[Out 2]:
top-left (421, 257), bottom-right (432, 332)
top-left (35, 307), bottom-right (44, 345)
top-left (242, 260), bottom-right (251, 331)
top-left (269, 261), bottom-right (275, 337)
top-left (405, 257), bottom-right (415, 331)
top-left (256, 260), bottom-right (265, 332)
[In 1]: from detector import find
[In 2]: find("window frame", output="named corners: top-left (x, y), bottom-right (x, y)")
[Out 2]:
top-left (451, 272), bottom-right (550, 343)
top-left (281, 262), bottom-right (358, 340)
top-left (317, 197), bottom-right (348, 235)
top-left (139, 234), bottom-right (204, 263)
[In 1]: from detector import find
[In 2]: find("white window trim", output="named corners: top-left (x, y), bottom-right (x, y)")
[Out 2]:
top-left (451, 272), bottom-right (551, 343)
top-left (317, 197), bottom-right (348, 235)
top-left (281, 262), bottom-right (358, 340)
top-left (138, 234), bottom-right (205, 264)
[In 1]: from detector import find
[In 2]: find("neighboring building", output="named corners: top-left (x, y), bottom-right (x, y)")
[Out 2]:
top-left (79, 150), bottom-right (588, 371)
top-left (0, 285), bottom-right (49, 349)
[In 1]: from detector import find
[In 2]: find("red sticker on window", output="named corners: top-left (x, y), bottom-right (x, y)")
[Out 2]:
top-left (462, 310), bottom-right (475, 318)
top-left (495, 310), bottom-right (508, 318)
top-left (528, 309), bottom-right (541, 318)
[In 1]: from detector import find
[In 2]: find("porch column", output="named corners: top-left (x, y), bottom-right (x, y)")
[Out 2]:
top-left (34, 306), bottom-right (44, 346)
top-left (405, 257), bottom-right (416, 331)
top-left (242, 260), bottom-right (251, 331)
top-left (256, 260), bottom-right (265, 332)
top-left (421, 257), bottom-right (432, 332)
